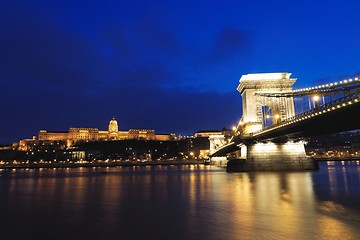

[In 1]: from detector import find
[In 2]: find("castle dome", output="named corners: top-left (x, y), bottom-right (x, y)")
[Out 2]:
top-left (108, 117), bottom-right (119, 132)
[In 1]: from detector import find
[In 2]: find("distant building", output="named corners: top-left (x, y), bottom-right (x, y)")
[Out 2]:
top-left (194, 129), bottom-right (233, 138)
top-left (37, 117), bottom-right (176, 146)
top-left (194, 130), bottom-right (222, 138)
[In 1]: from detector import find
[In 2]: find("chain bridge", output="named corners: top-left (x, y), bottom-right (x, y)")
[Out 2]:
top-left (210, 73), bottom-right (360, 171)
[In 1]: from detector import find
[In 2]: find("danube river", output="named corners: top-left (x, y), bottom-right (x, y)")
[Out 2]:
top-left (1, 161), bottom-right (360, 240)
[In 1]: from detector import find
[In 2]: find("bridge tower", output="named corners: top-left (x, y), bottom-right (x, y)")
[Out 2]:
top-left (229, 72), bottom-right (318, 171)
top-left (237, 72), bottom-right (296, 135)
top-left (208, 134), bottom-right (227, 166)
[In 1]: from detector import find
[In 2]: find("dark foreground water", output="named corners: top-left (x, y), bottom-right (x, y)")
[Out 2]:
top-left (1, 161), bottom-right (360, 240)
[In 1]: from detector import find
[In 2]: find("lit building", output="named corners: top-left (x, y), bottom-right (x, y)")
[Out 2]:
top-left (194, 130), bottom-right (223, 138)
top-left (38, 117), bottom-right (176, 145)
top-left (38, 130), bottom-right (68, 141)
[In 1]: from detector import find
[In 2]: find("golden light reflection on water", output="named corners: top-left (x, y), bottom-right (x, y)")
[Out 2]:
top-left (315, 201), bottom-right (360, 239)
top-left (2, 164), bottom-right (360, 239)
top-left (213, 172), bottom-right (318, 239)
top-left (200, 168), bottom-right (360, 239)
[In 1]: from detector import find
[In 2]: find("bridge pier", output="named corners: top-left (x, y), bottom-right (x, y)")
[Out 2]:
top-left (227, 141), bottom-right (319, 172)
top-left (209, 156), bottom-right (227, 167)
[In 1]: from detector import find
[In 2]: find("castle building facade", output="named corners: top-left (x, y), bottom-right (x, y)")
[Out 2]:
top-left (38, 117), bottom-right (176, 144)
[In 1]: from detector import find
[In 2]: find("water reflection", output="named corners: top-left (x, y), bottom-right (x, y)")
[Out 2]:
top-left (218, 172), bottom-right (318, 240)
top-left (313, 161), bottom-right (360, 211)
top-left (0, 163), bottom-right (360, 239)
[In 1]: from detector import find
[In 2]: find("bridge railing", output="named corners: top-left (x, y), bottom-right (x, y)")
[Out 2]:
top-left (254, 90), bottom-right (360, 135)
top-left (256, 77), bottom-right (360, 98)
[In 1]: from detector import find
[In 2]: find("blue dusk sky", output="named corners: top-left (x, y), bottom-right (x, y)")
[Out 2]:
top-left (1, 0), bottom-right (360, 143)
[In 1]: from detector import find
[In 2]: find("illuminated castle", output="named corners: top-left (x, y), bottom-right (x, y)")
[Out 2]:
top-left (38, 117), bottom-right (175, 144)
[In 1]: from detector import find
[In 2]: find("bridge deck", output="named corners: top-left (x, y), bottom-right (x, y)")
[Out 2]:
top-left (212, 91), bottom-right (360, 157)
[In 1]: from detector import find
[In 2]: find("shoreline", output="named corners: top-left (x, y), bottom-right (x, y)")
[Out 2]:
top-left (0, 157), bottom-right (359, 170)
top-left (0, 160), bottom-right (205, 170)
top-left (313, 157), bottom-right (360, 162)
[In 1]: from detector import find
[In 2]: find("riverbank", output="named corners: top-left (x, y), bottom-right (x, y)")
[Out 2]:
top-left (1, 157), bottom-right (359, 170)
top-left (313, 157), bottom-right (360, 162)
top-left (0, 160), bottom-right (204, 169)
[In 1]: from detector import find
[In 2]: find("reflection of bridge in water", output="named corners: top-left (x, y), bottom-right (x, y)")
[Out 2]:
top-left (210, 73), bottom-right (360, 171)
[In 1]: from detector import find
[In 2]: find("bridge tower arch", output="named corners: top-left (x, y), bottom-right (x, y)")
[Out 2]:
top-left (237, 73), bottom-right (296, 135)
top-left (208, 135), bottom-right (227, 166)
top-left (227, 72), bottom-right (319, 172)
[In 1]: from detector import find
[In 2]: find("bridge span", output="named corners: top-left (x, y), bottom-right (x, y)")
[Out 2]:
top-left (210, 73), bottom-right (360, 171)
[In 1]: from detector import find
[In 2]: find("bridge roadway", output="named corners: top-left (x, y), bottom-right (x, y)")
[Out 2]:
top-left (212, 91), bottom-right (360, 157)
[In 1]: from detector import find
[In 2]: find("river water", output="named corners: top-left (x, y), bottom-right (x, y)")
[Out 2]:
top-left (1, 161), bottom-right (360, 240)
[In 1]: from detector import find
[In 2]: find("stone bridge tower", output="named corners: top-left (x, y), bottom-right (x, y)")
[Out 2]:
top-left (227, 72), bottom-right (318, 171)
top-left (208, 134), bottom-right (227, 166)
top-left (237, 73), bottom-right (296, 135)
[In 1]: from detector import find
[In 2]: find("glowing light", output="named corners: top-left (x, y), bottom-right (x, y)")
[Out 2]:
top-left (240, 72), bottom-right (291, 81)
top-left (312, 95), bottom-right (320, 102)
top-left (253, 142), bottom-right (277, 151)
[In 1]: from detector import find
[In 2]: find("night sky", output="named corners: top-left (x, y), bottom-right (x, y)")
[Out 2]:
top-left (1, 0), bottom-right (360, 144)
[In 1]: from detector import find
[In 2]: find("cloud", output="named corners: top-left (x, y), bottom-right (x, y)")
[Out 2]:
top-left (101, 14), bottom-right (253, 92)
top-left (212, 28), bottom-right (251, 60)
top-left (0, 5), bottom-right (109, 90)
top-left (103, 12), bottom-right (180, 68)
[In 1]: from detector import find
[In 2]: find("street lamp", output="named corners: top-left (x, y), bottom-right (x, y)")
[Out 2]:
top-left (274, 114), bottom-right (280, 124)
top-left (312, 95), bottom-right (320, 108)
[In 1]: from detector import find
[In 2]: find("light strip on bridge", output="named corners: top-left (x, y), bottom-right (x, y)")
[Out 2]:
top-left (257, 76), bottom-right (360, 97)
top-left (252, 93), bottom-right (360, 137)
top-left (293, 77), bottom-right (359, 93)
